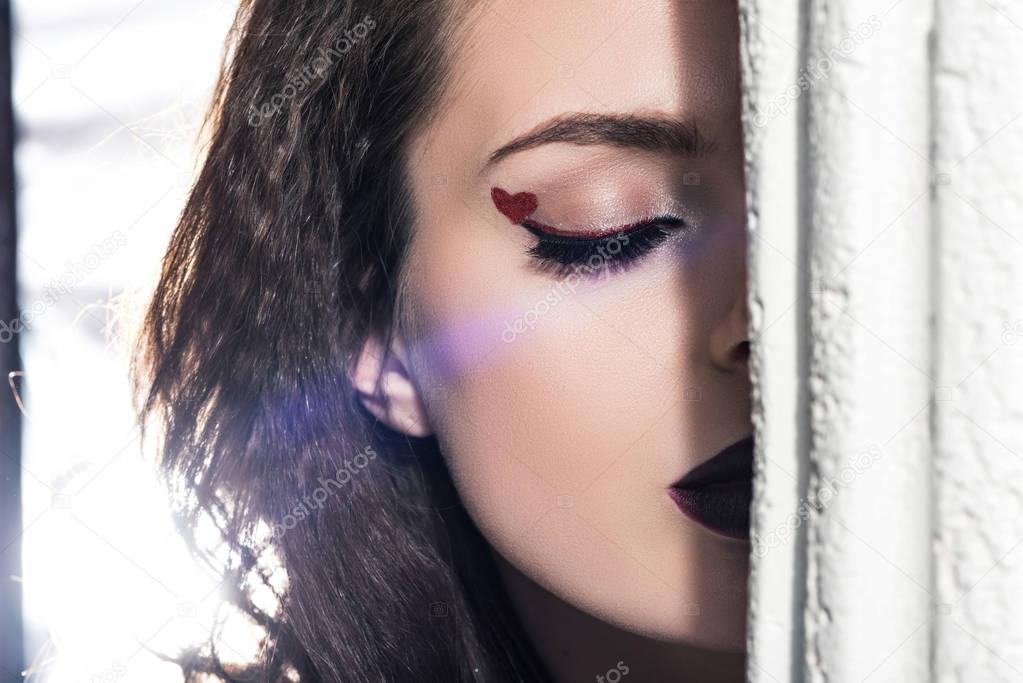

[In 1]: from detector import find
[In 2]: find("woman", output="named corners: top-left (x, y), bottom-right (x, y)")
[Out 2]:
top-left (134, 0), bottom-right (753, 680)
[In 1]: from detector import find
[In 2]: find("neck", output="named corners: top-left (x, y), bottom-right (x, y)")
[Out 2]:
top-left (493, 553), bottom-right (746, 683)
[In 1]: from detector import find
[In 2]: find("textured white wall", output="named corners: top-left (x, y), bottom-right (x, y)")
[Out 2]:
top-left (742, 0), bottom-right (1023, 680)
top-left (739, 1), bottom-right (807, 681)
top-left (932, 1), bottom-right (1023, 681)
top-left (802, 1), bottom-right (934, 680)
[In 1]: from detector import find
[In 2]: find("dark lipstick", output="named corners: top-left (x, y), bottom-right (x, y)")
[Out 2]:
top-left (668, 435), bottom-right (754, 541)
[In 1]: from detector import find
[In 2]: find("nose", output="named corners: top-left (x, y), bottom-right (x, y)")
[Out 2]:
top-left (709, 273), bottom-right (751, 374)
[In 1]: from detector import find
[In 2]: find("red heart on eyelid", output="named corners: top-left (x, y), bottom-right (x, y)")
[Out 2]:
top-left (491, 187), bottom-right (538, 223)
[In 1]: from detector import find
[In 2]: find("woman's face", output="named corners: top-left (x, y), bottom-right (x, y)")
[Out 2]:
top-left (396, 0), bottom-right (751, 651)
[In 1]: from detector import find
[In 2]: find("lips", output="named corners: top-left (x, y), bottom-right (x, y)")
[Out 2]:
top-left (668, 435), bottom-right (754, 541)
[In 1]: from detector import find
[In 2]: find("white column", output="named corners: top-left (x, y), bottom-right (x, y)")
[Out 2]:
top-left (739, 1), bottom-right (808, 681)
top-left (932, 1), bottom-right (1023, 681)
top-left (802, 1), bottom-right (934, 681)
top-left (738, 0), bottom-right (1023, 680)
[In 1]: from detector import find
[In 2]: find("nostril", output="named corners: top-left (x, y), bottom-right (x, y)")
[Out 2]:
top-left (734, 340), bottom-right (751, 366)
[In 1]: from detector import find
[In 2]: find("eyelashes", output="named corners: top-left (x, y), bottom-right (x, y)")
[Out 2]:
top-left (519, 217), bottom-right (686, 276)
top-left (489, 186), bottom-right (685, 277)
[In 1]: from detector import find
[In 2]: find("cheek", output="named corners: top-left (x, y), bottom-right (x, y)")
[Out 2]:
top-left (405, 225), bottom-right (696, 510)
top-left (405, 232), bottom-right (699, 566)
top-left (427, 290), bottom-right (683, 514)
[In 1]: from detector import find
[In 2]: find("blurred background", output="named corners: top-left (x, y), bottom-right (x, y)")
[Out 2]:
top-left (3, 1), bottom-right (256, 680)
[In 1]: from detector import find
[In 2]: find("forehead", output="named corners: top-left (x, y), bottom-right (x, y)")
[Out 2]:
top-left (414, 0), bottom-right (742, 172)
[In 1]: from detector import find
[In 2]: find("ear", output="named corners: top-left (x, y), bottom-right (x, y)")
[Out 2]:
top-left (350, 334), bottom-right (433, 437)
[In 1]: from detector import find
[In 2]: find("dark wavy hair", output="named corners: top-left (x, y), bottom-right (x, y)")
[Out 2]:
top-left (132, 1), bottom-right (550, 680)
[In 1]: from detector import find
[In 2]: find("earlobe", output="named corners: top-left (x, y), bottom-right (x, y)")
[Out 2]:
top-left (351, 334), bottom-right (433, 438)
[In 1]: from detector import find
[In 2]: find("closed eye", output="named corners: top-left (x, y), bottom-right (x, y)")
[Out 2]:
top-left (519, 216), bottom-right (685, 277)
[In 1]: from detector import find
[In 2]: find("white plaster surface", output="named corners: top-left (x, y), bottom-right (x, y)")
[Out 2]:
top-left (932, 1), bottom-right (1023, 681)
top-left (742, 0), bottom-right (1023, 680)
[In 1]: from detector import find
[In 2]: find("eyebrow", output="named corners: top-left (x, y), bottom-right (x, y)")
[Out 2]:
top-left (482, 112), bottom-right (716, 171)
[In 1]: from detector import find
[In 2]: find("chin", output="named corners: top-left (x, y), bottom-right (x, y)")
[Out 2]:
top-left (581, 533), bottom-right (752, 652)
top-left (604, 584), bottom-right (750, 653)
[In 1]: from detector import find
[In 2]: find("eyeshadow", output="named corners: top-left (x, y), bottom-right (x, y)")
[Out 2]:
top-left (492, 185), bottom-right (652, 239)
top-left (491, 187), bottom-right (538, 223)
